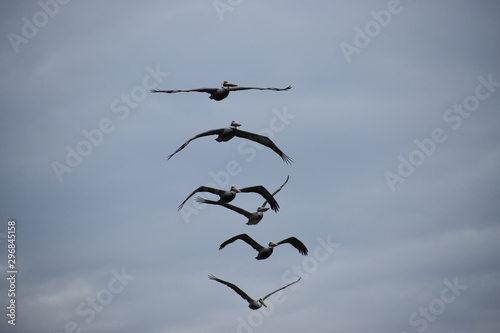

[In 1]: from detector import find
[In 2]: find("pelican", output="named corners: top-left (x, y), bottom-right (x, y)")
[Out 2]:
top-left (208, 274), bottom-right (301, 310)
top-left (151, 80), bottom-right (291, 101)
top-left (167, 121), bottom-right (292, 164)
top-left (219, 234), bottom-right (308, 260)
top-left (178, 184), bottom-right (279, 212)
top-left (194, 175), bottom-right (289, 225)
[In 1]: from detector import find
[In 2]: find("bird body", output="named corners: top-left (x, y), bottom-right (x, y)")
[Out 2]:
top-left (167, 121), bottom-right (292, 164)
top-left (214, 120), bottom-right (240, 142)
top-left (207, 87), bottom-right (230, 101)
top-left (255, 246), bottom-right (274, 260)
top-left (219, 233), bottom-right (308, 260)
top-left (208, 274), bottom-right (301, 309)
top-left (151, 80), bottom-right (291, 101)
top-left (215, 126), bottom-right (236, 142)
top-left (217, 185), bottom-right (240, 202)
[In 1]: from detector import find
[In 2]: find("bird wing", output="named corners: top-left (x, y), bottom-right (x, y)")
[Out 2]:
top-left (177, 186), bottom-right (225, 211)
top-left (239, 185), bottom-right (280, 212)
top-left (276, 237), bottom-right (309, 256)
top-left (195, 197), bottom-right (253, 219)
top-left (234, 129), bottom-right (293, 164)
top-left (229, 85), bottom-right (292, 92)
top-left (168, 128), bottom-right (224, 160)
top-left (262, 277), bottom-right (301, 301)
top-left (219, 233), bottom-right (264, 252)
top-left (150, 87), bottom-right (219, 94)
top-left (208, 274), bottom-right (254, 304)
top-left (261, 175), bottom-right (289, 208)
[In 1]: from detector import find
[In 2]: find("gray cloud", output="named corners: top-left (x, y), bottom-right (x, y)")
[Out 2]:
top-left (0, 1), bottom-right (499, 332)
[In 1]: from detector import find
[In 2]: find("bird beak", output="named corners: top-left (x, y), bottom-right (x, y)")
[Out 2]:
top-left (269, 242), bottom-right (279, 247)
top-left (231, 185), bottom-right (241, 193)
top-left (260, 299), bottom-right (267, 307)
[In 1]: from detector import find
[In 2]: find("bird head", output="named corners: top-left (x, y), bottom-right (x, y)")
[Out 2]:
top-left (268, 241), bottom-right (279, 248)
top-left (257, 206), bottom-right (270, 213)
top-left (230, 185), bottom-right (241, 193)
top-left (230, 120), bottom-right (242, 128)
top-left (222, 80), bottom-right (238, 87)
top-left (258, 298), bottom-right (267, 307)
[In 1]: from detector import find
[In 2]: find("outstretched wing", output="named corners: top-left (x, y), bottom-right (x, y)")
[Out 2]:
top-left (208, 274), bottom-right (254, 304)
top-left (195, 197), bottom-right (253, 219)
top-left (177, 186), bottom-right (225, 211)
top-left (151, 87), bottom-right (219, 94)
top-left (261, 175), bottom-right (289, 208)
top-left (239, 185), bottom-right (280, 212)
top-left (262, 277), bottom-right (301, 301)
top-left (168, 128), bottom-right (224, 160)
top-left (229, 85), bottom-right (292, 92)
top-left (235, 130), bottom-right (292, 164)
top-left (219, 233), bottom-right (264, 252)
top-left (276, 237), bottom-right (308, 256)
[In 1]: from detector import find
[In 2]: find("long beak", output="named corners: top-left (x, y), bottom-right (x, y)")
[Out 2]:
top-left (269, 242), bottom-right (279, 247)
top-left (233, 187), bottom-right (241, 193)
top-left (260, 300), bottom-right (267, 307)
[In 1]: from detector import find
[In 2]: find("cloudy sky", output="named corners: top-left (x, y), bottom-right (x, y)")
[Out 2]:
top-left (1, 1), bottom-right (499, 332)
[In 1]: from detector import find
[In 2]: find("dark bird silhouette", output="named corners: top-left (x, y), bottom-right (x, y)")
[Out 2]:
top-left (194, 176), bottom-right (289, 225)
top-left (208, 274), bottom-right (301, 309)
top-left (219, 233), bottom-right (308, 260)
top-left (178, 184), bottom-right (279, 212)
top-left (151, 80), bottom-right (291, 101)
top-left (167, 121), bottom-right (292, 164)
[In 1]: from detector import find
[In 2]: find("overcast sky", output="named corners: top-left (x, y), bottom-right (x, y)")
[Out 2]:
top-left (1, 1), bottom-right (499, 332)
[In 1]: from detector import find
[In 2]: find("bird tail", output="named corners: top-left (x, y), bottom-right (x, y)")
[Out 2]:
top-left (195, 196), bottom-right (210, 204)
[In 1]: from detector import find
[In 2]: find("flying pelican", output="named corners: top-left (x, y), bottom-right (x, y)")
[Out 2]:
top-left (219, 234), bottom-right (308, 260)
top-left (178, 184), bottom-right (279, 212)
top-left (194, 176), bottom-right (289, 225)
top-left (195, 198), bottom-right (269, 225)
top-left (208, 274), bottom-right (301, 310)
top-left (167, 121), bottom-right (292, 164)
top-left (151, 80), bottom-right (292, 101)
